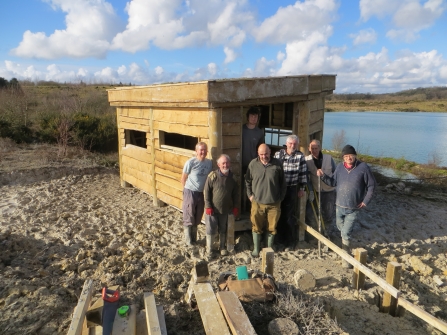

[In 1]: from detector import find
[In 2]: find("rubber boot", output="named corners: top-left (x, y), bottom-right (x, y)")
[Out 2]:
top-left (184, 226), bottom-right (192, 247)
top-left (219, 233), bottom-right (228, 256)
top-left (342, 239), bottom-right (353, 269)
top-left (191, 225), bottom-right (198, 244)
top-left (267, 234), bottom-right (275, 249)
top-left (252, 233), bottom-right (261, 257)
top-left (206, 234), bottom-right (216, 258)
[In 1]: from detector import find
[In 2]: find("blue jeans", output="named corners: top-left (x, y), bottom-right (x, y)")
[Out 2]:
top-left (335, 206), bottom-right (359, 242)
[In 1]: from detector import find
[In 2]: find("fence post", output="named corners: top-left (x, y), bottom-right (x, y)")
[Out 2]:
top-left (381, 261), bottom-right (402, 316)
top-left (352, 248), bottom-right (367, 290)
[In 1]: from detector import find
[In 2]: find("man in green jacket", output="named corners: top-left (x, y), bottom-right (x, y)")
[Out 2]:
top-left (204, 154), bottom-right (239, 257)
top-left (245, 144), bottom-right (286, 257)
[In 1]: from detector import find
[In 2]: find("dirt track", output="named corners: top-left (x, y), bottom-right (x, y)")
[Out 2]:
top-left (1, 144), bottom-right (447, 334)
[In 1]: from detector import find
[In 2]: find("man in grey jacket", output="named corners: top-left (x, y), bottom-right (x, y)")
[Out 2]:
top-left (245, 144), bottom-right (286, 257)
top-left (317, 144), bottom-right (376, 267)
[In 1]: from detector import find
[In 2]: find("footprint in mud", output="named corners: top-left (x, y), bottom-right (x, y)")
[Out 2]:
top-left (0, 194), bottom-right (19, 216)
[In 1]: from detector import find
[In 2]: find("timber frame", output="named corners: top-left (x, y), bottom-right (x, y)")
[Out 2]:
top-left (108, 75), bottom-right (336, 223)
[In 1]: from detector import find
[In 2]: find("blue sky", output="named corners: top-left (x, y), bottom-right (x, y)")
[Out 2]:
top-left (1, 0), bottom-right (446, 93)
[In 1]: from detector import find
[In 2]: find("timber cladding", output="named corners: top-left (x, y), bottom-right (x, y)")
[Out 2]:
top-left (108, 75), bottom-right (336, 210)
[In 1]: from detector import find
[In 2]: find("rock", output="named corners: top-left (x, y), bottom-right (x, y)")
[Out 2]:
top-left (268, 318), bottom-right (299, 335)
top-left (409, 256), bottom-right (433, 276)
top-left (293, 269), bottom-right (316, 291)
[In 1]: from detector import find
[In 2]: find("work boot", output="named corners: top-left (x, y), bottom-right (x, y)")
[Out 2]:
top-left (252, 232), bottom-right (262, 257)
top-left (342, 239), bottom-right (353, 269)
top-left (184, 226), bottom-right (192, 247)
top-left (219, 233), bottom-right (228, 256)
top-left (191, 225), bottom-right (198, 244)
top-left (267, 234), bottom-right (275, 249)
top-left (206, 234), bottom-right (217, 258)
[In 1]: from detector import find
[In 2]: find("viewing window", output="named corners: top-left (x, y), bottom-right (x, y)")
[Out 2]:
top-left (125, 129), bottom-right (147, 148)
top-left (160, 131), bottom-right (198, 154)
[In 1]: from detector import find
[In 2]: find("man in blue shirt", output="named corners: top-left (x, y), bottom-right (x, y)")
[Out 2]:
top-left (181, 142), bottom-right (213, 246)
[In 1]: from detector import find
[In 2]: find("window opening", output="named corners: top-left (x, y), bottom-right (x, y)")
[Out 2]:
top-left (125, 129), bottom-right (147, 148)
top-left (160, 131), bottom-right (198, 151)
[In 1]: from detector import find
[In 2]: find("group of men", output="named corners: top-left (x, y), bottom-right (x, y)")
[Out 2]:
top-left (181, 106), bottom-right (376, 265)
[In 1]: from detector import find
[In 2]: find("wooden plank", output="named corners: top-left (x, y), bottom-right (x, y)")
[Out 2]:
top-left (352, 248), bottom-right (368, 290)
top-left (308, 75), bottom-right (322, 94)
top-left (150, 108), bottom-right (160, 207)
top-left (111, 101), bottom-right (210, 108)
top-left (156, 174), bottom-right (183, 192)
top-left (67, 279), bottom-right (94, 335)
top-left (154, 161), bottom-right (183, 175)
top-left (155, 149), bottom-right (191, 169)
top-left (261, 248), bottom-right (274, 276)
top-left (154, 166), bottom-right (182, 181)
top-left (208, 108), bottom-right (222, 161)
top-left (194, 283), bottom-right (231, 335)
top-left (210, 94), bottom-right (309, 108)
top-left (122, 155), bottom-right (152, 172)
top-left (122, 166), bottom-right (153, 185)
top-left (221, 148), bottom-right (241, 164)
top-left (222, 135), bottom-right (241, 149)
top-left (144, 292), bottom-right (162, 335)
top-left (156, 305), bottom-right (167, 335)
top-left (216, 291), bottom-right (257, 335)
top-left (157, 190), bottom-right (183, 209)
top-left (136, 310), bottom-right (148, 335)
top-left (309, 119), bottom-right (323, 135)
top-left (111, 304), bottom-right (137, 335)
top-left (227, 214), bottom-right (235, 252)
top-left (123, 173), bottom-right (152, 194)
top-left (398, 298), bottom-right (447, 334)
top-left (119, 115), bottom-right (150, 126)
top-left (222, 123), bottom-right (240, 135)
top-left (222, 107), bottom-right (242, 123)
top-left (121, 145), bottom-right (151, 163)
top-left (119, 121), bottom-right (150, 132)
top-left (156, 181), bottom-right (183, 199)
top-left (120, 107), bottom-right (150, 119)
top-left (295, 101), bottom-right (308, 242)
top-left (153, 108), bottom-right (209, 126)
top-left (382, 262), bottom-right (402, 316)
top-left (309, 109), bottom-right (324, 124)
top-left (154, 120), bottom-right (209, 138)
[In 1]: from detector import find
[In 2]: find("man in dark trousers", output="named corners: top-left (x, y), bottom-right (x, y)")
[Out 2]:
top-left (317, 144), bottom-right (376, 267)
top-left (273, 135), bottom-right (307, 250)
top-left (204, 154), bottom-right (239, 257)
top-left (245, 144), bottom-right (286, 257)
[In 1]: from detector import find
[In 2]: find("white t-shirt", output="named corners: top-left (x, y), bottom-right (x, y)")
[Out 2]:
top-left (183, 157), bottom-right (212, 192)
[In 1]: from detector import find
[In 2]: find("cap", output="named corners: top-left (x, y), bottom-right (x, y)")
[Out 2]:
top-left (342, 145), bottom-right (357, 156)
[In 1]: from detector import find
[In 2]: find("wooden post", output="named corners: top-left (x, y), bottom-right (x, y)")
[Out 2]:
top-left (111, 304), bottom-right (137, 335)
top-left (227, 214), bottom-right (235, 252)
top-left (352, 248), bottom-right (367, 290)
top-left (381, 262), bottom-right (402, 316)
top-left (149, 108), bottom-right (159, 207)
top-left (208, 108), bottom-right (222, 164)
top-left (294, 101), bottom-right (309, 242)
top-left (261, 247), bottom-right (274, 276)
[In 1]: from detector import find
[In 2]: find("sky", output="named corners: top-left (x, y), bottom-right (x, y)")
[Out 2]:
top-left (1, 0), bottom-right (447, 93)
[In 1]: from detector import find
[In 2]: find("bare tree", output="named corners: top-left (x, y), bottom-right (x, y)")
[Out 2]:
top-left (332, 129), bottom-right (346, 153)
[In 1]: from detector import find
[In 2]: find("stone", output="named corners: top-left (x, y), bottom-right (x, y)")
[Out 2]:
top-left (268, 318), bottom-right (299, 335)
top-left (293, 269), bottom-right (316, 291)
top-left (409, 256), bottom-right (433, 276)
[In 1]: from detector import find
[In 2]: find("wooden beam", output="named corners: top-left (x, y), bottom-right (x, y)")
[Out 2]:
top-left (381, 262), bottom-right (402, 316)
top-left (150, 108), bottom-right (159, 206)
top-left (208, 108), bottom-right (221, 162)
top-left (144, 292), bottom-right (162, 335)
top-left (216, 291), bottom-right (257, 335)
top-left (261, 248), bottom-right (274, 276)
top-left (111, 304), bottom-right (137, 335)
top-left (156, 305), bottom-right (167, 335)
top-left (352, 248), bottom-right (367, 290)
top-left (67, 279), bottom-right (94, 335)
top-left (194, 283), bottom-right (231, 335)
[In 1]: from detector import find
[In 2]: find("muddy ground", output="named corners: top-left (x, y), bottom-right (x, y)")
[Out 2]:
top-left (1, 143), bottom-right (447, 334)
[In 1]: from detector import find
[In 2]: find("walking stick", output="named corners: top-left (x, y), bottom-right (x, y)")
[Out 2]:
top-left (318, 177), bottom-right (322, 258)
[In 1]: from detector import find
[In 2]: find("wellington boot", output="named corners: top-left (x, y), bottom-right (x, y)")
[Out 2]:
top-left (191, 225), bottom-right (198, 244)
top-left (184, 226), bottom-right (192, 247)
top-left (252, 233), bottom-right (262, 257)
top-left (267, 234), bottom-right (275, 249)
top-left (206, 234), bottom-right (217, 257)
top-left (219, 233), bottom-right (228, 256)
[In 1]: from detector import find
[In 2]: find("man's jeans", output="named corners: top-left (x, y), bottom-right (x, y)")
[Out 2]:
top-left (335, 206), bottom-right (359, 241)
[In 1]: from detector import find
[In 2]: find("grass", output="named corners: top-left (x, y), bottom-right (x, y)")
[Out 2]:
top-left (326, 99), bottom-right (447, 113)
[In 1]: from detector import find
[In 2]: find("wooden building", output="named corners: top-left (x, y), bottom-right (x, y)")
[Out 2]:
top-left (107, 75), bottom-right (336, 228)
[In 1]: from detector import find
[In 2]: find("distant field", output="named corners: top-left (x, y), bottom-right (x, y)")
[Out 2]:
top-left (326, 99), bottom-right (447, 112)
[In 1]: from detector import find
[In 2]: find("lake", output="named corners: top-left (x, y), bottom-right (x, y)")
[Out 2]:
top-left (322, 111), bottom-right (447, 166)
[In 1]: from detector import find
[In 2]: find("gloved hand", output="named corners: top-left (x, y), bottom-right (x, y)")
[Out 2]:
top-left (205, 208), bottom-right (214, 215)
top-left (308, 191), bottom-right (315, 202)
top-left (232, 208), bottom-right (239, 217)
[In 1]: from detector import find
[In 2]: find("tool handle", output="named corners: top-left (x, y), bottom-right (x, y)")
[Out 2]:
top-left (102, 287), bottom-right (120, 302)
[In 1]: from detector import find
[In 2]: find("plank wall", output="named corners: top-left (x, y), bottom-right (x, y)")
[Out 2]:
top-left (118, 106), bottom-right (215, 209)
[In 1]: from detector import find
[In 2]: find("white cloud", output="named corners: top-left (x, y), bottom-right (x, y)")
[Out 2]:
top-left (12, 0), bottom-right (123, 59)
top-left (208, 63), bottom-right (217, 76)
top-left (253, 0), bottom-right (338, 44)
top-left (350, 28), bottom-right (377, 45)
top-left (224, 47), bottom-right (237, 64)
top-left (360, 0), bottom-right (446, 43)
top-left (440, 65), bottom-right (447, 79)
